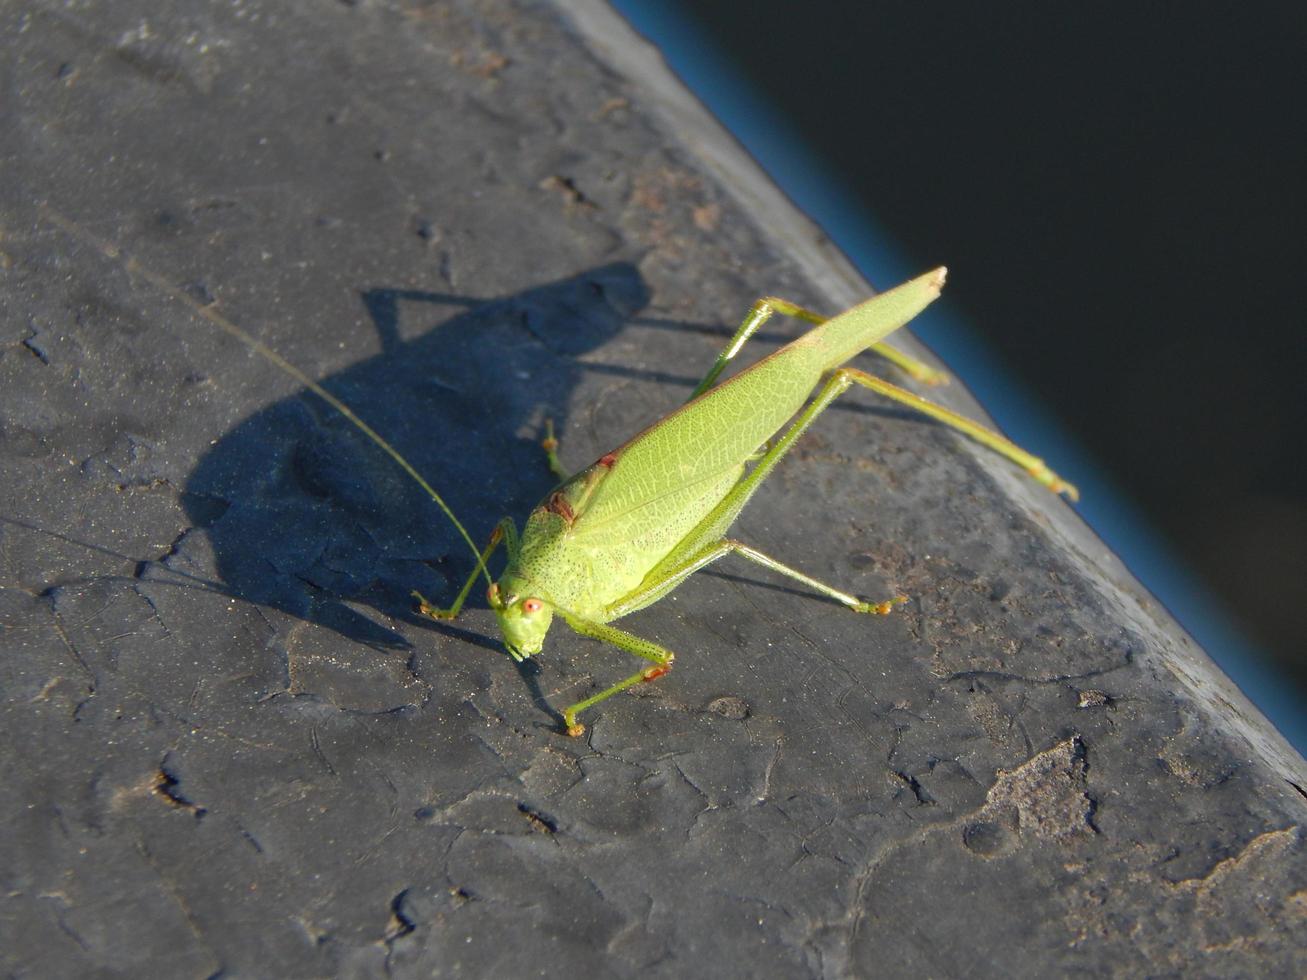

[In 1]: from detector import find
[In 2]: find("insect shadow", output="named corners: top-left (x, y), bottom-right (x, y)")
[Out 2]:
top-left (182, 263), bottom-right (649, 651)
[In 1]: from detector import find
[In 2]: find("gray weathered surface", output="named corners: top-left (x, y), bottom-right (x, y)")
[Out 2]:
top-left (2, 1), bottom-right (1304, 976)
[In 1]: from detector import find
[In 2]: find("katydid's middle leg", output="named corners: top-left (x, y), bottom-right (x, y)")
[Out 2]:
top-left (690, 296), bottom-right (948, 400)
top-left (540, 419), bottom-right (568, 482)
top-left (605, 538), bottom-right (906, 621)
top-left (561, 535), bottom-right (903, 735)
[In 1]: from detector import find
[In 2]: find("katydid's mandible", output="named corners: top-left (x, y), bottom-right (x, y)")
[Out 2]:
top-left (43, 209), bottom-right (1077, 737)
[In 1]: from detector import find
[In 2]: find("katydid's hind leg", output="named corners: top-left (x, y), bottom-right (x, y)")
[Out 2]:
top-left (689, 296), bottom-right (793, 399)
top-left (413, 517), bottom-right (518, 621)
top-left (541, 419), bottom-right (569, 481)
top-left (649, 357), bottom-right (1075, 605)
top-left (554, 612), bottom-right (675, 736)
top-left (690, 296), bottom-right (946, 401)
top-left (836, 369), bottom-right (1079, 499)
top-left (868, 341), bottom-right (948, 388)
top-left (758, 366), bottom-right (1075, 498)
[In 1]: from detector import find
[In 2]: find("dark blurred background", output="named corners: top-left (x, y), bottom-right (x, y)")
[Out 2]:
top-left (619, 4), bottom-right (1306, 699)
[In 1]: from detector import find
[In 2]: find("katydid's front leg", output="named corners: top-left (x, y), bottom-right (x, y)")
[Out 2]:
top-left (554, 612), bottom-right (675, 736)
top-left (413, 516), bottom-right (519, 621)
top-left (690, 296), bottom-right (949, 400)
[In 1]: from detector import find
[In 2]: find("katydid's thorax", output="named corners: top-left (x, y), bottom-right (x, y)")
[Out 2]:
top-left (509, 459), bottom-right (617, 618)
top-left (513, 449), bottom-right (749, 620)
top-left (509, 507), bottom-right (604, 617)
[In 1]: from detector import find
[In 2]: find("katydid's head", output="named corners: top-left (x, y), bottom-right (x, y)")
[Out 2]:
top-left (487, 579), bottom-right (554, 661)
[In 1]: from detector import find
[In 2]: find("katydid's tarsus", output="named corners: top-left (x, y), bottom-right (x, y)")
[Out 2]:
top-left (44, 207), bottom-right (1077, 737)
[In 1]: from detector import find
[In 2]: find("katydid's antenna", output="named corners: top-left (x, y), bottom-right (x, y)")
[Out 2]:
top-left (40, 205), bottom-right (493, 587)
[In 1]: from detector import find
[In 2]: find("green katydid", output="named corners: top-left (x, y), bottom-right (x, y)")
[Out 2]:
top-left (44, 208), bottom-right (1076, 736)
top-left (413, 267), bottom-right (1077, 735)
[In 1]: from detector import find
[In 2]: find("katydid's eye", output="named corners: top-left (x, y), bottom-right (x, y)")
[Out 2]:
top-left (522, 598), bottom-right (543, 614)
